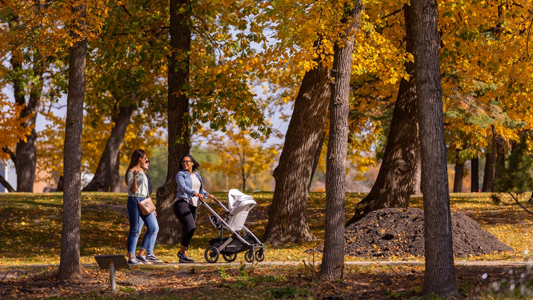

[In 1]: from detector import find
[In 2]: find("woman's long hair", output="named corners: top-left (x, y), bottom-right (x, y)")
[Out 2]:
top-left (179, 155), bottom-right (200, 172)
top-left (125, 149), bottom-right (146, 184)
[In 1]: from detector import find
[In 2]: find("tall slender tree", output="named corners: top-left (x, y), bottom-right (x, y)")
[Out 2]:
top-left (58, 0), bottom-right (86, 280)
top-left (320, 0), bottom-right (362, 281)
top-left (156, 0), bottom-right (192, 244)
top-left (411, 0), bottom-right (458, 296)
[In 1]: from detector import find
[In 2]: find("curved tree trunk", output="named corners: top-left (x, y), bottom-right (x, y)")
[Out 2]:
top-left (346, 5), bottom-right (419, 227)
top-left (262, 51), bottom-right (331, 246)
top-left (319, 0), bottom-right (361, 281)
top-left (471, 157), bottom-right (479, 192)
top-left (58, 1), bottom-right (86, 281)
top-left (82, 104), bottom-right (134, 191)
top-left (156, 0), bottom-right (191, 245)
top-left (412, 0), bottom-right (458, 296)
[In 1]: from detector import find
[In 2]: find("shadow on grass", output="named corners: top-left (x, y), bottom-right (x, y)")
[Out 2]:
top-left (1, 264), bottom-right (532, 299)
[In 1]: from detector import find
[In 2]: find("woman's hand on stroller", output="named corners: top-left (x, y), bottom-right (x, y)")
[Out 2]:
top-left (193, 192), bottom-right (204, 200)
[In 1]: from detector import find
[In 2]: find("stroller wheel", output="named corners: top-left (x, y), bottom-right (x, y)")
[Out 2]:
top-left (204, 246), bottom-right (220, 263)
top-left (244, 250), bottom-right (254, 263)
top-left (255, 250), bottom-right (265, 262)
top-left (222, 253), bottom-right (237, 262)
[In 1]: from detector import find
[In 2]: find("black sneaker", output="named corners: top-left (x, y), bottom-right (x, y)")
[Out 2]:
top-left (177, 252), bottom-right (195, 263)
top-left (146, 254), bottom-right (162, 263)
top-left (136, 255), bottom-right (149, 263)
top-left (128, 257), bottom-right (144, 265)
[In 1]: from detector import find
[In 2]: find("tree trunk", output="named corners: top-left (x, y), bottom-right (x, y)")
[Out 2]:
top-left (0, 174), bottom-right (15, 192)
top-left (320, 1), bottom-right (362, 281)
top-left (56, 175), bottom-right (64, 192)
top-left (308, 131), bottom-right (325, 191)
top-left (8, 10), bottom-right (44, 193)
top-left (262, 54), bottom-right (331, 246)
top-left (82, 104), bottom-right (134, 191)
top-left (156, 0), bottom-right (191, 245)
top-left (11, 58), bottom-right (43, 192)
top-left (109, 152), bottom-right (121, 193)
top-left (494, 132), bottom-right (505, 189)
top-left (470, 157), bottom-right (479, 192)
top-left (453, 151), bottom-right (464, 193)
top-left (346, 5), bottom-right (419, 226)
top-left (482, 127), bottom-right (495, 192)
top-left (58, 1), bottom-right (86, 281)
top-left (412, 157), bottom-right (422, 195)
top-left (412, 0), bottom-right (458, 296)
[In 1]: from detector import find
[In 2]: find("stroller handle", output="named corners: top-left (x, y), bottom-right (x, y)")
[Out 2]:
top-left (200, 196), bottom-right (230, 212)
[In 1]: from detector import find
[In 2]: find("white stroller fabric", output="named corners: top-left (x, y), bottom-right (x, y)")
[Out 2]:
top-left (225, 189), bottom-right (256, 231)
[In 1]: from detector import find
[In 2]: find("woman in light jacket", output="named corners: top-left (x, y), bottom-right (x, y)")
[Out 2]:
top-left (173, 154), bottom-right (214, 263)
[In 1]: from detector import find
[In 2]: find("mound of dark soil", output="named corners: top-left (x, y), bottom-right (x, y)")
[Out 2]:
top-left (310, 208), bottom-right (513, 258)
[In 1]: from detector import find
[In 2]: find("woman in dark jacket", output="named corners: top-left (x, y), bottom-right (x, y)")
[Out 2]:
top-left (173, 154), bottom-right (214, 263)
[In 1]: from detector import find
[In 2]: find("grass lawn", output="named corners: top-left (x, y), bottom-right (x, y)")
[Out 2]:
top-left (0, 192), bottom-right (532, 299)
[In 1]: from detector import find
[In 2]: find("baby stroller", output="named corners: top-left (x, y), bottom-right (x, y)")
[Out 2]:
top-left (200, 189), bottom-right (265, 263)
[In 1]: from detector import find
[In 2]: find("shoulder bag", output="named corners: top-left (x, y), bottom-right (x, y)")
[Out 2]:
top-left (135, 196), bottom-right (156, 216)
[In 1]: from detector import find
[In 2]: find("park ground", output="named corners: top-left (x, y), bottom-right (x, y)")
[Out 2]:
top-left (0, 192), bottom-right (532, 299)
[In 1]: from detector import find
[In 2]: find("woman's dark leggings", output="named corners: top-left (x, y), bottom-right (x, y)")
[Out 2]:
top-left (173, 200), bottom-right (197, 248)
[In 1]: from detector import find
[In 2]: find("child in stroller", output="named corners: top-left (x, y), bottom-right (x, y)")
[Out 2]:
top-left (200, 189), bottom-right (265, 263)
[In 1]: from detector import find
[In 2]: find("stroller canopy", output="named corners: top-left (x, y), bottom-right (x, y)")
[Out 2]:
top-left (220, 189), bottom-right (256, 231)
top-left (227, 189), bottom-right (256, 215)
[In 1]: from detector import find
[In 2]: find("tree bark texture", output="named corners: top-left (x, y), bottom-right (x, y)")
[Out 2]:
top-left (156, 0), bottom-right (191, 245)
top-left (109, 152), bottom-right (121, 193)
top-left (411, 0), bottom-right (458, 296)
top-left (58, 1), bottom-right (86, 281)
top-left (320, 1), bottom-right (362, 281)
top-left (262, 56), bottom-right (331, 246)
top-left (453, 151), bottom-right (464, 193)
top-left (412, 157), bottom-right (422, 195)
top-left (346, 5), bottom-right (419, 227)
top-left (471, 157), bottom-right (479, 192)
top-left (82, 104), bottom-right (134, 191)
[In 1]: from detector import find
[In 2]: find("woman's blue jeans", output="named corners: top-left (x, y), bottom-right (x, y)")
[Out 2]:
top-left (127, 196), bottom-right (159, 255)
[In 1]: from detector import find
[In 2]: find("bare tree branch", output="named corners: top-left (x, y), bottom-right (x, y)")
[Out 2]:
top-left (508, 192), bottom-right (533, 216)
top-left (0, 174), bottom-right (15, 193)
top-left (2, 147), bottom-right (16, 166)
